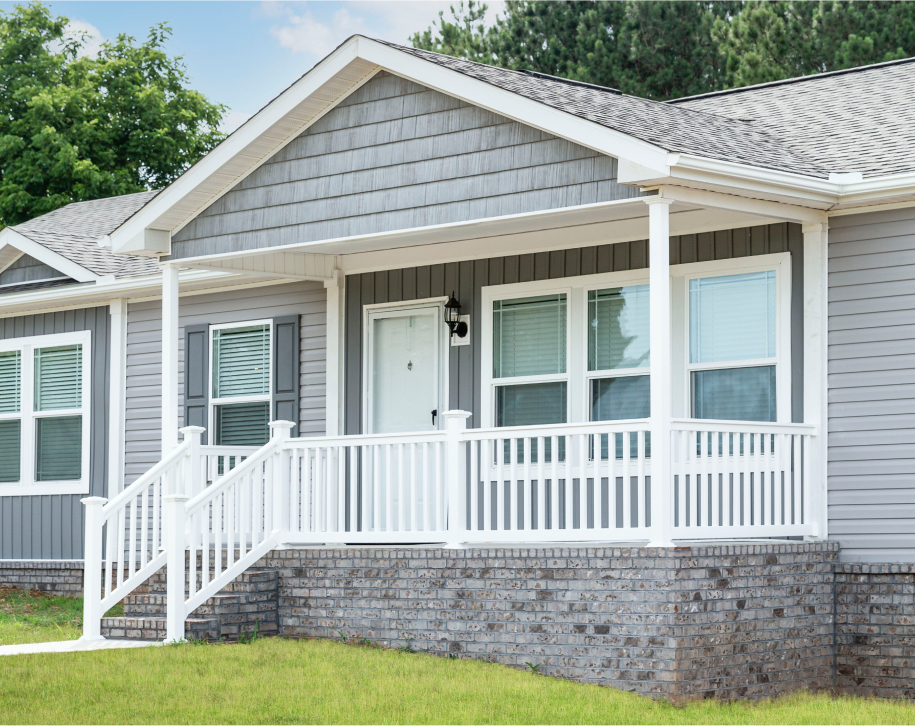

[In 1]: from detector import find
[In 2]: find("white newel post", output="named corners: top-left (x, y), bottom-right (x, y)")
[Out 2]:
top-left (443, 410), bottom-right (471, 548)
top-left (270, 420), bottom-right (296, 543)
top-left (646, 197), bottom-right (675, 547)
top-left (803, 222), bottom-right (829, 540)
top-left (161, 265), bottom-right (180, 455)
top-left (181, 426), bottom-right (205, 499)
top-left (164, 489), bottom-right (189, 642)
top-left (80, 496), bottom-right (108, 641)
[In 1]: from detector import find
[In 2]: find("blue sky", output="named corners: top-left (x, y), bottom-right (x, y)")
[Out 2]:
top-left (0, 1), bottom-right (503, 131)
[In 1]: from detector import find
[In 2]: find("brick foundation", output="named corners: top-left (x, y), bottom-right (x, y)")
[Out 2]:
top-left (835, 564), bottom-right (915, 699)
top-left (264, 543), bottom-right (838, 700)
top-left (0, 560), bottom-right (84, 596)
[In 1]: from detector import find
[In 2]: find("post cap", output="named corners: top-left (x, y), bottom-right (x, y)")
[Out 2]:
top-left (162, 494), bottom-right (190, 503)
top-left (179, 425), bottom-right (206, 436)
top-left (269, 420), bottom-right (296, 439)
top-left (81, 496), bottom-right (108, 506)
top-left (441, 410), bottom-right (472, 420)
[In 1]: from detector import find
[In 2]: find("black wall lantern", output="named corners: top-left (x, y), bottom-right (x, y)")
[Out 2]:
top-left (444, 292), bottom-right (468, 339)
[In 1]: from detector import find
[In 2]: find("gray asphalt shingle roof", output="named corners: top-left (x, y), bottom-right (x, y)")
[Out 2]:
top-left (669, 58), bottom-right (915, 178)
top-left (378, 40), bottom-right (830, 178)
top-left (12, 191), bottom-right (160, 278)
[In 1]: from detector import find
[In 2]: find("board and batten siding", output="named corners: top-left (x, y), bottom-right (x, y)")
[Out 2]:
top-left (124, 282), bottom-right (326, 485)
top-left (828, 206), bottom-right (915, 562)
top-left (345, 223), bottom-right (804, 435)
top-left (0, 306), bottom-right (109, 559)
top-left (168, 70), bottom-right (639, 261)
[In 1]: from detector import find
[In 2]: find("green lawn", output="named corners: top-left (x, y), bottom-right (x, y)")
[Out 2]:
top-left (0, 587), bottom-right (122, 646)
top-left (2, 636), bottom-right (915, 724)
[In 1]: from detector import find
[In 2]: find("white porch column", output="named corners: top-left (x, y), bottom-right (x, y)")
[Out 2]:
top-left (803, 222), bottom-right (829, 539)
top-left (646, 198), bottom-right (674, 547)
top-left (161, 265), bottom-right (180, 455)
top-left (107, 299), bottom-right (127, 496)
top-left (324, 271), bottom-right (344, 436)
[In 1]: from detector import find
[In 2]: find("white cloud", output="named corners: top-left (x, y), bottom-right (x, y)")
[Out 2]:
top-left (266, 1), bottom-right (505, 63)
top-left (65, 19), bottom-right (105, 59)
top-left (220, 110), bottom-right (253, 134)
top-left (270, 6), bottom-right (371, 58)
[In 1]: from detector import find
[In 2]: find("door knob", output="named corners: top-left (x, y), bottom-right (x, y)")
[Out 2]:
top-left (432, 409), bottom-right (438, 424)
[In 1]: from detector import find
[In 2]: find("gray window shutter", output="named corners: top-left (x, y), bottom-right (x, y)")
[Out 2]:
top-left (184, 323), bottom-right (209, 443)
top-left (272, 315), bottom-right (299, 434)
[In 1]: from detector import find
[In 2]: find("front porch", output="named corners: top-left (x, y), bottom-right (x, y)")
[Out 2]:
top-left (150, 186), bottom-right (829, 549)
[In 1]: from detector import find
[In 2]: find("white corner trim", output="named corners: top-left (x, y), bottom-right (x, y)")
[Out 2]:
top-left (0, 228), bottom-right (99, 283)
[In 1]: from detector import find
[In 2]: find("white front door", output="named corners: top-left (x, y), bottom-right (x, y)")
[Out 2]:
top-left (367, 305), bottom-right (443, 434)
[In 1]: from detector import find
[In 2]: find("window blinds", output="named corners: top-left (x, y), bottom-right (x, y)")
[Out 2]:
top-left (0, 420), bottom-right (20, 482)
top-left (689, 271), bottom-right (775, 364)
top-left (34, 345), bottom-right (82, 411)
top-left (493, 295), bottom-right (566, 378)
top-left (588, 285), bottom-right (650, 371)
top-left (35, 416), bottom-right (82, 481)
top-left (213, 325), bottom-right (270, 399)
top-left (0, 351), bottom-right (20, 414)
top-left (215, 401), bottom-right (270, 446)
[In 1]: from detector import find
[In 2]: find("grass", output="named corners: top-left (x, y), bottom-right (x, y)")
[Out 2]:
top-left (2, 637), bottom-right (915, 724)
top-left (0, 587), bottom-right (122, 646)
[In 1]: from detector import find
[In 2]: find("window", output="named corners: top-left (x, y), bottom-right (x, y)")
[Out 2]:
top-left (0, 331), bottom-right (91, 495)
top-left (210, 322), bottom-right (271, 446)
top-left (492, 294), bottom-right (567, 426)
top-left (688, 270), bottom-right (778, 421)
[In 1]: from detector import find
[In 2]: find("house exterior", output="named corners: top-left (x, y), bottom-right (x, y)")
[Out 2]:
top-left (1, 36), bottom-right (915, 698)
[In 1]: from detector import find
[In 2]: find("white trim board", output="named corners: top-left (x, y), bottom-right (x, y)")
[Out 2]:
top-left (0, 228), bottom-right (97, 283)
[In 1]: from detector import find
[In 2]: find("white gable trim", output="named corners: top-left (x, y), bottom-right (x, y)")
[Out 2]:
top-left (0, 228), bottom-right (98, 283)
top-left (0, 246), bottom-right (24, 276)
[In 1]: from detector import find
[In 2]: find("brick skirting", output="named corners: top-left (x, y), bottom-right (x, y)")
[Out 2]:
top-left (262, 543), bottom-right (839, 701)
top-left (835, 564), bottom-right (915, 699)
top-left (0, 560), bottom-right (84, 596)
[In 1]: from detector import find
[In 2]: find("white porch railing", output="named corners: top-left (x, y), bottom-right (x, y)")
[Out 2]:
top-left (82, 412), bottom-right (818, 641)
top-left (670, 419), bottom-right (816, 539)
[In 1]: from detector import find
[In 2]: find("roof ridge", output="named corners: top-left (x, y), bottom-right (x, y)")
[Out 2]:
top-left (669, 55), bottom-right (915, 104)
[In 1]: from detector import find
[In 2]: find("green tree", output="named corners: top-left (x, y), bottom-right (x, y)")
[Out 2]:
top-left (0, 4), bottom-right (225, 227)
top-left (719, 1), bottom-right (915, 87)
top-left (411, 1), bottom-right (915, 99)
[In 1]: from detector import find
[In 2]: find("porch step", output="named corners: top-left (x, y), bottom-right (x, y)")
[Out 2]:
top-left (100, 616), bottom-right (220, 642)
top-left (103, 569), bottom-right (278, 642)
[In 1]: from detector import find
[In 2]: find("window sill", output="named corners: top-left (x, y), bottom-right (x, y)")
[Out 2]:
top-left (0, 481), bottom-right (90, 497)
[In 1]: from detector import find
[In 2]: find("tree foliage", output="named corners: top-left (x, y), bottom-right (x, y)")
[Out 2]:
top-left (0, 4), bottom-right (225, 227)
top-left (411, 1), bottom-right (915, 99)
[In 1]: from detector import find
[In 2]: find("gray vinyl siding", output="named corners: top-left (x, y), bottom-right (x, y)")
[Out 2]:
top-left (124, 282), bottom-right (326, 485)
top-left (169, 70), bottom-right (639, 260)
top-left (0, 254), bottom-right (66, 285)
top-left (828, 206), bottom-right (915, 562)
top-left (345, 223), bottom-right (803, 435)
top-left (0, 306), bottom-right (109, 559)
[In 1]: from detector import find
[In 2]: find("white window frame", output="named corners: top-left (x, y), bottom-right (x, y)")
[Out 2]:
top-left (481, 252), bottom-right (792, 428)
top-left (363, 298), bottom-right (449, 434)
top-left (208, 319), bottom-right (274, 445)
top-left (679, 252), bottom-right (792, 424)
top-left (0, 330), bottom-right (91, 496)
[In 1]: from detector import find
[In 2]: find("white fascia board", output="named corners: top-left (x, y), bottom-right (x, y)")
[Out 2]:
top-left (834, 170), bottom-right (915, 208)
top-left (666, 154), bottom-right (839, 207)
top-left (0, 244), bottom-right (24, 275)
top-left (0, 228), bottom-right (98, 283)
top-left (358, 39), bottom-right (670, 171)
top-left (108, 39), bottom-right (366, 253)
top-left (656, 186), bottom-right (827, 225)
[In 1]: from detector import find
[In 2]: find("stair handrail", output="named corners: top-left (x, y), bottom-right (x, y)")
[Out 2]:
top-left (167, 421), bottom-right (296, 641)
top-left (80, 427), bottom-right (202, 641)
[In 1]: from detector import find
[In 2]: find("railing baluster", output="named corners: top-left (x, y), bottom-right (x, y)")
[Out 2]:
top-left (537, 436), bottom-right (546, 531)
top-left (523, 437), bottom-right (531, 531)
top-left (469, 439), bottom-right (478, 532)
top-left (496, 437), bottom-right (505, 531)
top-left (398, 442), bottom-right (406, 533)
top-left (550, 435), bottom-right (559, 531)
top-left (577, 433), bottom-right (586, 532)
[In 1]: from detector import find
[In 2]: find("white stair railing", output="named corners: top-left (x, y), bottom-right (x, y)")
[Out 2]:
top-left (80, 425), bottom-right (204, 641)
top-left (166, 421), bottom-right (295, 642)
